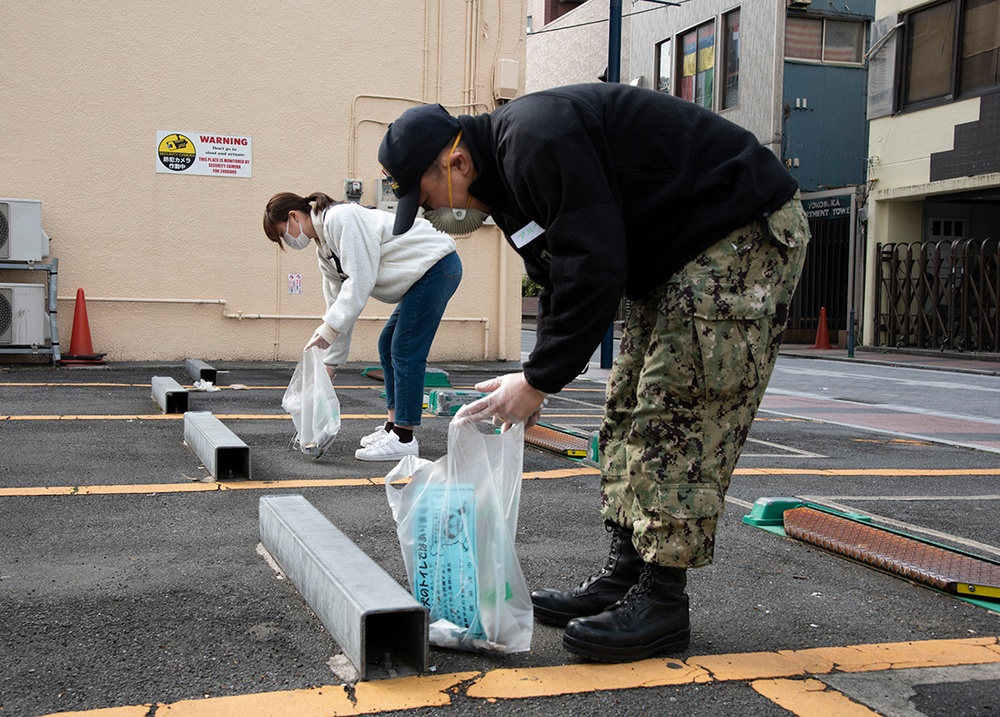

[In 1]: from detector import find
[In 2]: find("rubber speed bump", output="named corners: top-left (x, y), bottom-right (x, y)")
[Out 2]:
top-left (783, 506), bottom-right (1000, 601)
top-left (524, 423), bottom-right (589, 458)
top-left (362, 366), bottom-right (451, 387)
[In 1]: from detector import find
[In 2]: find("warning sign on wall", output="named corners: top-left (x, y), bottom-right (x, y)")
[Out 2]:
top-left (156, 131), bottom-right (252, 177)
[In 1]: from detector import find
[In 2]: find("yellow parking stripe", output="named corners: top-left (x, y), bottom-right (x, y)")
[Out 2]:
top-left (35, 637), bottom-right (1000, 717)
top-left (0, 381), bottom-right (604, 392)
top-left (7, 467), bottom-right (1000, 498)
top-left (0, 414), bottom-right (386, 421)
top-left (751, 678), bottom-right (881, 716)
top-left (779, 637), bottom-right (1000, 672)
top-left (0, 468), bottom-right (602, 497)
top-left (466, 659), bottom-right (710, 698)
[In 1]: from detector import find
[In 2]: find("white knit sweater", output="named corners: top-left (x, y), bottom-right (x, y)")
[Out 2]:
top-left (311, 203), bottom-right (457, 365)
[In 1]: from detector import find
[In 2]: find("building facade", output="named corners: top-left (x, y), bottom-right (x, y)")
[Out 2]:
top-left (527, 0), bottom-right (874, 344)
top-left (1, 2), bottom-right (526, 363)
top-left (865, 0), bottom-right (1000, 354)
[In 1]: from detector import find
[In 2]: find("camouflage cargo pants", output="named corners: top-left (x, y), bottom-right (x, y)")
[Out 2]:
top-left (600, 194), bottom-right (810, 568)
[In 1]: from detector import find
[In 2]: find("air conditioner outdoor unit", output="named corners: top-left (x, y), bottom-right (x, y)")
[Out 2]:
top-left (0, 198), bottom-right (50, 261)
top-left (0, 283), bottom-right (47, 346)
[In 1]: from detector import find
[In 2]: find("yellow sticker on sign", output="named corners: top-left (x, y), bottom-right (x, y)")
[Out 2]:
top-left (157, 133), bottom-right (196, 172)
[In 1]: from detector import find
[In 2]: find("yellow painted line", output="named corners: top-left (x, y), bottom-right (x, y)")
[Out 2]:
top-left (1, 381), bottom-right (605, 393)
top-left (751, 678), bottom-right (881, 716)
top-left (0, 479), bottom-right (378, 496)
top-left (533, 413), bottom-right (601, 418)
top-left (0, 382), bottom-right (151, 388)
top-left (0, 467), bottom-right (601, 497)
top-left (0, 382), bottom-right (383, 390)
top-left (36, 637), bottom-right (1000, 717)
top-left (852, 438), bottom-right (933, 446)
top-left (10, 467), bottom-right (1000, 498)
top-left (466, 659), bottom-right (711, 698)
top-left (155, 672), bottom-right (480, 716)
top-left (686, 650), bottom-right (806, 680)
top-left (778, 636), bottom-right (1000, 672)
top-left (1, 414), bottom-right (389, 421)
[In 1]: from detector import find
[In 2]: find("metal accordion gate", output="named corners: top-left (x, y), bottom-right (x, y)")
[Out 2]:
top-left (875, 239), bottom-right (1000, 353)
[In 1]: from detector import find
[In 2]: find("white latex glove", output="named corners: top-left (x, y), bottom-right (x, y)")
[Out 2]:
top-left (304, 323), bottom-right (336, 351)
top-left (455, 372), bottom-right (548, 428)
top-left (304, 332), bottom-right (330, 351)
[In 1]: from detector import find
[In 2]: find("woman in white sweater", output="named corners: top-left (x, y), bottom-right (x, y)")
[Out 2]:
top-left (263, 192), bottom-right (462, 461)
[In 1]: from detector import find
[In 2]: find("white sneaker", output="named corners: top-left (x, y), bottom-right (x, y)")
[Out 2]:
top-left (354, 432), bottom-right (419, 461)
top-left (360, 424), bottom-right (391, 447)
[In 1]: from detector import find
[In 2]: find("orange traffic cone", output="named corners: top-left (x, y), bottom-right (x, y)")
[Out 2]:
top-left (812, 306), bottom-right (832, 350)
top-left (60, 288), bottom-right (107, 366)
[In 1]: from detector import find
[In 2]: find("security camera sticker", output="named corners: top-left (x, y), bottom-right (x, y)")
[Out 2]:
top-left (157, 133), bottom-right (196, 172)
top-left (156, 131), bottom-right (252, 177)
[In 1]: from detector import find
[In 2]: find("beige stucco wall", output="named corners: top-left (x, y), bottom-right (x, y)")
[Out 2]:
top-left (1, 1), bottom-right (525, 363)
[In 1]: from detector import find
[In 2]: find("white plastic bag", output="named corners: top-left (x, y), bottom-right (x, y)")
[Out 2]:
top-left (385, 420), bottom-right (533, 653)
top-left (281, 347), bottom-right (341, 458)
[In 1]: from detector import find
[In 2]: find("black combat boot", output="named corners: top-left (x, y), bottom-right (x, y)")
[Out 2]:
top-left (562, 562), bottom-right (690, 662)
top-left (531, 521), bottom-right (644, 626)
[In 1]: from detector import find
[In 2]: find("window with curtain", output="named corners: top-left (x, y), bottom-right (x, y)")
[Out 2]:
top-left (903, 0), bottom-right (1000, 109)
top-left (722, 9), bottom-right (741, 109)
top-left (785, 15), bottom-right (866, 64)
top-left (786, 15), bottom-right (823, 61)
top-left (905, 1), bottom-right (957, 104)
top-left (960, 0), bottom-right (1000, 94)
top-left (678, 21), bottom-right (716, 108)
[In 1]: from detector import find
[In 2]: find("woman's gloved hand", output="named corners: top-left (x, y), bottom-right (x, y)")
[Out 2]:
top-left (304, 332), bottom-right (329, 350)
top-left (304, 323), bottom-right (336, 351)
top-left (455, 372), bottom-right (548, 429)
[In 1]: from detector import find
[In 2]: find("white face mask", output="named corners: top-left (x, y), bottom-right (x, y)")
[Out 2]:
top-left (283, 215), bottom-right (311, 250)
top-left (423, 206), bottom-right (489, 236)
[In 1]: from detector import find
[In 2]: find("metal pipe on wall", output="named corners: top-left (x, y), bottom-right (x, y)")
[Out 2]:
top-left (56, 295), bottom-right (492, 358)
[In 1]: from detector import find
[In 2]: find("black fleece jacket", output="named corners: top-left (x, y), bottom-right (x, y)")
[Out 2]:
top-left (457, 82), bottom-right (798, 395)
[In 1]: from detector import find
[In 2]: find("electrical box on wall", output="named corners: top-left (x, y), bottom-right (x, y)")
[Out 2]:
top-left (378, 177), bottom-right (397, 214)
top-left (494, 59), bottom-right (520, 101)
top-left (1, 198), bottom-right (50, 261)
top-left (343, 178), bottom-right (363, 203)
top-left (0, 283), bottom-right (47, 346)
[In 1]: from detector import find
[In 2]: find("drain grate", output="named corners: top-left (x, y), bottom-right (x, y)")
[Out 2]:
top-left (784, 507), bottom-right (1000, 600)
top-left (525, 424), bottom-right (589, 457)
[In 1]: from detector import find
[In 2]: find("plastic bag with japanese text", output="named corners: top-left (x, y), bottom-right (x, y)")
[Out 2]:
top-left (385, 420), bottom-right (533, 652)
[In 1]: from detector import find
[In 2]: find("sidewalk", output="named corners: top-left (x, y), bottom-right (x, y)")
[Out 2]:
top-left (778, 343), bottom-right (1000, 376)
top-left (521, 323), bottom-right (1000, 378)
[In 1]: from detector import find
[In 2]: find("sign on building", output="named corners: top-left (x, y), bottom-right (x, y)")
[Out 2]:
top-left (156, 131), bottom-right (252, 178)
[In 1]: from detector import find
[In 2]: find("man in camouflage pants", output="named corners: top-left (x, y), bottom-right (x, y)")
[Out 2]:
top-left (601, 198), bottom-right (809, 568)
top-left (379, 82), bottom-right (811, 662)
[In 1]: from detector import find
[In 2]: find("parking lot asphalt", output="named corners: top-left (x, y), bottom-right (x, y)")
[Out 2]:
top-left (2, 345), bottom-right (1000, 717)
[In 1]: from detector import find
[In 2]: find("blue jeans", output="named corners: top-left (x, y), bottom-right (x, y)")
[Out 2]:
top-left (378, 251), bottom-right (462, 427)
